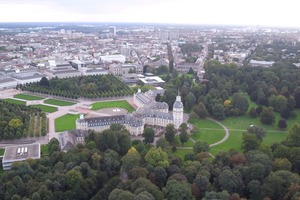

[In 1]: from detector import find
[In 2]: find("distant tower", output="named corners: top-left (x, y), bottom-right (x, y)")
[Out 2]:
top-left (172, 95), bottom-right (183, 129)
top-left (109, 26), bottom-right (116, 36)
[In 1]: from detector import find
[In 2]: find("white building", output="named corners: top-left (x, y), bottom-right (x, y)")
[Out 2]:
top-left (76, 90), bottom-right (184, 136)
top-left (2, 144), bottom-right (40, 170)
top-left (100, 55), bottom-right (126, 63)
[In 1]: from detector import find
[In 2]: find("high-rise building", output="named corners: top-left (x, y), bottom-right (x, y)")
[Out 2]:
top-left (109, 26), bottom-right (116, 36)
top-left (121, 45), bottom-right (131, 57)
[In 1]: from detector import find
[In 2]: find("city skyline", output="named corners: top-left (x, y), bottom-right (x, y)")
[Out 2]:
top-left (0, 0), bottom-right (299, 27)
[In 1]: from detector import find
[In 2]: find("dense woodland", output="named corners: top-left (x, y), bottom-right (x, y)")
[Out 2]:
top-left (0, 101), bottom-right (46, 140)
top-left (18, 74), bottom-right (134, 99)
top-left (1, 122), bottom-right (300, 200)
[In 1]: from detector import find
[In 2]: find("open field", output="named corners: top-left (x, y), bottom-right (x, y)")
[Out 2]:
top-left (29, 104), bottom-right (58, 113)
top-left (3, 98), bottom-right (26, 105)
top-left (44, 99), bottom-right (76, 106)
top-left (0, 148), bottom-right (5, 156)
top-left (41, 144), bottom-right (49, 156)
top-left (55, 114), bottom-right (79, 132)
top-left (14, 94), bottom-right (44, 101)
top-left (168, 148), bottom-right (194, 160)
top-left (92, 100), bottom-right (135, 113)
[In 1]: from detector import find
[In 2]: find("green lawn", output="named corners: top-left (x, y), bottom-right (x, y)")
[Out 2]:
top-left (192, 129), bottom-right (226, 145)
top-left (0, 148), bottom-right (5, 156)
top-left (169, 148), bottom-right (194, 160)
top-left (92, 100), bottom-right (135, 113)
top-left (3, 98), bottom-right (26, 105)
top-left (44, 99), bottom-right (76, 106)
top-left (29, 104), bottom-right (58, 113)
top-left (41, 144), bottom-right (49, 156)
top-left (210, 130), bottom-right (243, 155)
top-left (14, 94), bottom-right (44, 101)
top-left (55, 114), bottom-right (79, 132)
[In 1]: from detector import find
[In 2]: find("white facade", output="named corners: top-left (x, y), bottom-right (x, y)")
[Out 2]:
top-left (100, 55), bottom-right (126, 63)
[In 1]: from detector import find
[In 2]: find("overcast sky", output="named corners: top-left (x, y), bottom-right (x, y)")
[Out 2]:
top-left (0, 0), bottom-right (299, 27)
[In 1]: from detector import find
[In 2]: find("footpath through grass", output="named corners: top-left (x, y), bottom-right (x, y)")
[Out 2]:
top-left (55, 114), bottom-right (79, 132)
top-left (3, 98), bottom-right (26, 105)
top-left (44, 98), bottom-right (76, 106)
top-left (92, 100), bottom-right (135, 113)
top-left (14, 94), bottom-right (44, 101)
top-left (29, 104), bottom-right (58, 113)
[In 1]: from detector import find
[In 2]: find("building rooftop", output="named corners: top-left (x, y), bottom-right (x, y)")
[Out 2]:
top-left (3, 143), bottom-right (40, 162)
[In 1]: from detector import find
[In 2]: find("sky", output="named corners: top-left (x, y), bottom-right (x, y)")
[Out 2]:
top-left (0, 0), bottom-right (299, 27)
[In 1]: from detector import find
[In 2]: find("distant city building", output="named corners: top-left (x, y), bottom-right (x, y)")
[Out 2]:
top-left (250, 60), bottom-right (274, 68)
top-left (109, 64), bottom-right (143, 76)
top-left (138, 76), bottom-right (165, 87)
top-left (158, 31), bottom-right (179, 41)
top-left (109, 26), bottom-right (116, 36)
top-left (121, 46), bottom-right (131, 58)
top-left (2, 144), bottom-right (40, 170)
top-left (100, 55), bottom-right (126, 63)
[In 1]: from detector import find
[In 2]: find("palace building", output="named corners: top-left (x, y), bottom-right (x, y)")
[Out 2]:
top-left (76, 89), bottom-right (184, 136)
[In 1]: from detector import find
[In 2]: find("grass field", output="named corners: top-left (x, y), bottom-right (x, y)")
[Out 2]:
top-left (168, 148), bottom-right (194, 160)
top-left (3, 98), bottom-right (26, 105)
top-left (44, 99), bottom-right (76, 106)
top-left (92, 100), bottom-right (135, 113)
top-left (29, 104), bottom-right (58, 113)
top-left (0, 148), bottom-right (5, 156)
top-left (14, 94), bottom-right (44, 101)
top-left (55, 114), bottom-right (79, 132)
top-left (41, 144), bottom-right (49, 156)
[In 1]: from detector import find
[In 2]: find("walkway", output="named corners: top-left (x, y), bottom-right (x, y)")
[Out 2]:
top-left (174, 118), bottom-right (231, 159)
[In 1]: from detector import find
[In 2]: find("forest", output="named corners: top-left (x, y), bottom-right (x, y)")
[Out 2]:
top-left (0, 122), bottom-right (300, 200)
top-left (0, 100), bottom-right (47, 140)
top-left (18, 74), bottom-right (134, 99)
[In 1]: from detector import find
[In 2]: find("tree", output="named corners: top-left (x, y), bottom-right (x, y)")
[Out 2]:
top-left (66, 169), bottom-right (83, 188)
top-left (8, 118), bottom-right (23, 129)
top-left (194, 102), bottom-right (208, 119)
top-left (143, 127), bottom-right (155, 145)
top-left (121, 147), bottom-right (141, 173)
top-left (260, 107), bottom-right (275, 125)
top-left (246, 126), bottom-right (266, 141)
top-left (248, 107), bottom-right (258, 118)
top-left (154, 166), bottom-right (167, 188)
top-left (218, 170), bottom-right (244, 194)
top-left (242, 133), bottom-right (260, 152)
top-left (165, 124), bottom-right (176, 144)
top-left (145, 147), bottom-right (169, 168)
top-left (179, 131), bottom-right (189, 145)
top-left (212, 104), bottom-right (225, 120)
top-left (39, 77), bottom-right (50, 87)
top-left (108, 189), bottom-right (135, 200)
top-left (269, 95), bottom-right (288, 113)
top-left (162, 179), bottom-right (194, 200)
top-left (273, 158), bottom-right (292, 171)
top-left (184, 92), bottom-right (196, 111)
top-left (193, 141), bottom-right (209, 154)
top-left (231, 93), bottom-right (249, 115)
top-left (285, 123), bottom-right (300, 147)
top-left (156, 137), bottom-right (167, 149)
top-left (278, 118), bottom-right (287, 130)
top-left (262, 170), bottom-right (300, 200)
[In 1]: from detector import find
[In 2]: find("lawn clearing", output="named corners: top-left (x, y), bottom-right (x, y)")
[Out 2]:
top-left (92, 100), bottom-right (135, 113)
top-left (41, 144), bottom-right (49, 156)
top-left (14, 94), bottom-right (44, 101)
top-left (210, 130), bottom-right (243, 155)
top-left (192, 129), bottom-right (226, 145)
top-left (55, 114), bottom-right (79, 132)
top-left (3, 98), bottom-right (26, 105)
top-left (29, 104), bottom-right (58, 113)
top-left (168, 148), bottom-right (193, 160)
top-left (44, 98), bottom-right (76, 106)
top-left (0, 148), bottom-right (5, 156)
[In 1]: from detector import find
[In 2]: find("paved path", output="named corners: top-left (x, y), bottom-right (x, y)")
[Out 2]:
top-left (207, 118), bottom-right (230, 147)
